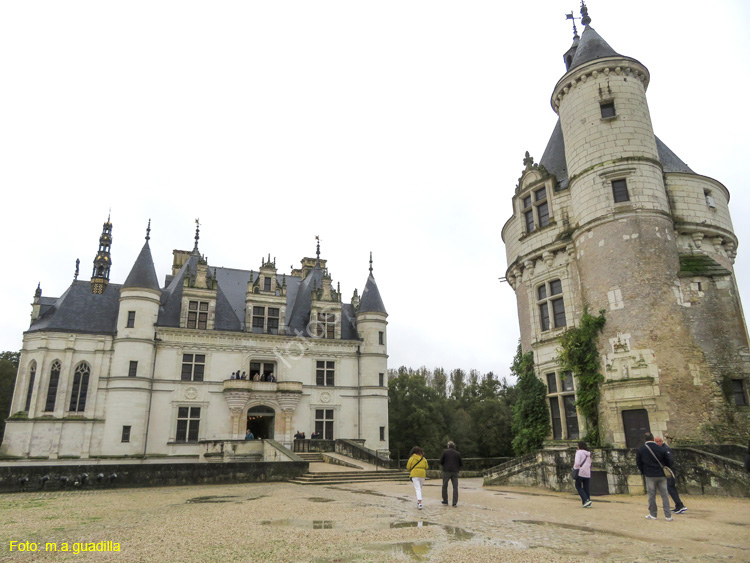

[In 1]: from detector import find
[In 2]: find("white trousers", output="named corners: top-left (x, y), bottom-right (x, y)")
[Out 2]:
top-left (412, 477), bottom-right (424, 502)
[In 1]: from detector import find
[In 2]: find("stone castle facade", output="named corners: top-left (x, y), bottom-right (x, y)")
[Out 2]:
top-left (2, 221), bottom-right (389, 459)
top-left (502, 9), bottom-right (750, 447)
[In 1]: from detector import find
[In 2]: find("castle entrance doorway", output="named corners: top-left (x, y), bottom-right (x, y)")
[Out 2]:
top-left (246, 405), bottom-right (275, 439)
top-left (622, 409), bottom-right (651, 448)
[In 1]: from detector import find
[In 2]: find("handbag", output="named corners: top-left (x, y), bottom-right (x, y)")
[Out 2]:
top-left (571, 452), bottom-right (589, 480)
top-left (645, 443), bottom-right (675, 479)
top-left (407, 456), bottom-right (424, 481)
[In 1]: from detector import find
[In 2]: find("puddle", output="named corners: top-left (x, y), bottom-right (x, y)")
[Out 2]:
top-left (514, 520), bottom-right (640, 540)
top-left (326, 487), bottom-right (410, 503)
top-left (260, 519), bottom-right (338, 529)
top-left (367, 541), bottom-right (433, 560)
top-left (307, 497), bottom-right (335, 503)
top-left (186, 495), bottom-right (239, 504)
top-left (390, 521), bottom-right (475, 541)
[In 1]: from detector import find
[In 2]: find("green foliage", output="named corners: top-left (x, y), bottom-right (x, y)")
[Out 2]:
top-left (557, 309), bottom-right (606, 446)
top-left (511, 342), bottom-right (551, 455)
top-left (0, 351), bottom-right (20, 442)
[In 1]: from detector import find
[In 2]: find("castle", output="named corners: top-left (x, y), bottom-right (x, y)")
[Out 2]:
top-left (2, 221), bottom-right (389, 459)
top-left (502, 6), bottom-right (750, 447)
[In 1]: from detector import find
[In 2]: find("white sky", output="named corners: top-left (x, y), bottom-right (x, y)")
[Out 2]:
top-left (1, 1), bottom-right (749, 379)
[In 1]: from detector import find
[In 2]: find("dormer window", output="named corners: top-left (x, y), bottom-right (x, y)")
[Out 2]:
top-left (252, 306), bottom-right (280, 334)
top-left (313, 313), bottom-right (337, 339)
top-left (187, 300), bottom-right (209, 329)
top-left (264, 277), bottom-right (272, 291)
top-left (521, 186), bottom-right (550, 234)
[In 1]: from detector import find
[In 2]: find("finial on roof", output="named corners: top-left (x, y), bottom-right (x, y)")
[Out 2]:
top-left (315, 235), bottom-right (320, 260)
top-left (146, 219), bottom-right (151, 241)
top-left (35, 282), bottom-right (42, 298)
top-left (369, 252), bottom-right (373, 274)
top-left (580, 0), bottom-right (591, 26)
top-left (74, 258), bottom-right (80, 280)
top-left (193, 218), bottom-right (200, 253)
top-left (566, 10), bottom-right (580, 39)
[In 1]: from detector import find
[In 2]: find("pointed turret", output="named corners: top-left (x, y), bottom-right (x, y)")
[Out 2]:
top-left (91, 215), bottom-right (113, 294)
top-left (123, 220), bottom-right (160, 291)
top-left (358, 253), bottom-right (387, 314)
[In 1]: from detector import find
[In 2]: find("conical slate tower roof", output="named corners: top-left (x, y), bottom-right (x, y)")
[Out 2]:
top-left (123, 241), bottom-right (160, 290)
top-left (359, 272), bottom-right (387, 314)
top-left (568, 26), bottom-right (620, 71)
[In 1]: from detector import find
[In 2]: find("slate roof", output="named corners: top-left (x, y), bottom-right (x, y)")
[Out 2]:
top-left (568, 26), bottom-right (620, 71)
top-left (27, 281), bottom-right (122, 335)
top-left (122, 242), bottom-right (160, 290)
top-left (358, 273), bottom-right (387, 314)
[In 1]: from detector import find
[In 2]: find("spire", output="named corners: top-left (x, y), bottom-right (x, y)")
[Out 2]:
top-left (358, 256), bottom-right (387, 315)
top-left (146, 218), bottom-right (151, 241)
top-left (91, 215), bottom-right (113, 294)
top-left (193, 218), bottom-right (200, 254)
top-left (74, 258), bottom-right (80, 280)
top-left (580, 0), bottom-right (591, 26)
top-left (315, 235), bottom-right (321, 261)
top-left (369, 251), bottom-right (373, 274)
top-left (563, 10), bottom-right (581, 70)
top-left (123, 229), bottom-right (160, 291)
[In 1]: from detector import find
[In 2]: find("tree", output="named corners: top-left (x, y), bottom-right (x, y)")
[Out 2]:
top-left (511, 342), bottom-right (550, 456)
top-left (0, 351), bottom-right (20, 442)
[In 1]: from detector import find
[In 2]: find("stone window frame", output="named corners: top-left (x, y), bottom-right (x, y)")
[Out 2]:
top-left (519, 183), bottom-right (553, 235)
top-left (126, 311), bottom-right (136, 328)
top-left (121, 425), bottom-right (131, 443)
top-left (181, 353), bottom-right (206, 382)
top-left (251, 305), bottom-right (280, 335)
top-left (174, 405), bottom-right (202, 442)
top-left (316, 360), bottom-right (335, 387)
top-left (187, 300), bottom-right (209, 329)
top-left (545, 370), bottom-right (580, 440)
top-left (731, 379), bottom-right (748, 406)
top-left (44, 359), bottom-right (62, 412)
top-left (311, 312), bottom-right (337, 339)
top-left (68, 361), bottom-right (91, 412)
top-left (599, 167), bottom-right (635, 206)
top-left (249, 360), bottom-right (276, 381)
top-left (314, 408), bottom-right (334, 439)
top-left (536, 279), bottom-right (567, 332)
top-left (128, 361), bottom-right (138, 378)
top-left (600, 98), bottom-right (616, 120)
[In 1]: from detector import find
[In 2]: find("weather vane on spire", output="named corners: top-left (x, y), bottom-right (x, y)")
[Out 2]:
top-left (193, 218), bottom-right (201, 253)
top-left (146, 218), bottom-right (151, 242)
top-left (369, 251), bottom-right (373, 274)
top-left (566, 10), bottom-right (580, 40)
top-left (315, 235), bottom-right (320, 260)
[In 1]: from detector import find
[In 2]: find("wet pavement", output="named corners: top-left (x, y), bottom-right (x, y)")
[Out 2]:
top-left (1, 477), bottom-right (748, 561)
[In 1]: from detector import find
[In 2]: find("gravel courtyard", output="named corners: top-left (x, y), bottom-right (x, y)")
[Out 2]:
top-left (1, 477), bottom-right (748, 562)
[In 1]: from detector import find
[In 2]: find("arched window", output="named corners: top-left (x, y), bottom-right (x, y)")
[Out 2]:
top-left (44, 360), bottom-right (62, 412)
top-left (24, 361), bottom-right (37, 412)
top-left (69, 362), bottom-right (91, 412)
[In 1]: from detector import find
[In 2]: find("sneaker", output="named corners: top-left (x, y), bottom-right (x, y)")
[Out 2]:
top-left (665, 517), bottom-right (673, 521)
top-left (441, 501), bottom-right (448, 505)
top-left (583, 500), bottom-right (592, 508)
top-left (674, 507), bottom-right (687, 514)
top-left (452, 503), bottom-right (457, 507)
top-left (645, 515), bottom-right (657, 520)
top-left (417, 502), bottom-right (422, 510)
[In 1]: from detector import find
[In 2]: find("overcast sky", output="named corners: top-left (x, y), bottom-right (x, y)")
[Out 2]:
top-left (1, 1), bottom-right (749, 380)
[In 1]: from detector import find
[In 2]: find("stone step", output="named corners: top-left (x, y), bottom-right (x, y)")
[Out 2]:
top-left (289, 471), bottom-right (409, 485)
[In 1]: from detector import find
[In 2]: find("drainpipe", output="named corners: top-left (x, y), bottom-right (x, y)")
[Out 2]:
top-left (142, 332), bottom-right (160, 458)
top-left (357, 344), bottom-right (361, 440)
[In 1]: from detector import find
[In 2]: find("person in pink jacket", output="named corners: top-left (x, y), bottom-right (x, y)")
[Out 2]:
top-left (573, 441), bottom-right (593, 508)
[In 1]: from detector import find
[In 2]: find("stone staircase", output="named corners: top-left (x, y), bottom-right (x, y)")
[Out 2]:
top-left (296, 452), bottom-right (325, 462)
top-left (289, 469), bottom-right (408, 485)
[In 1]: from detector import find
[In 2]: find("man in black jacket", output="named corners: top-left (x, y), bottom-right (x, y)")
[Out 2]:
top-left (439, 441), bottom-right (463, 507)
top-left (655, 436), bottom-right (686, 513)
top-left (636, 432), bottom-right (673, 521)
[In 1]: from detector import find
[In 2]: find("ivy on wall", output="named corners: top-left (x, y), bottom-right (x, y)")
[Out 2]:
top-left (511, 342), bottom-right (551, 456)
top-left (557, 309), bottom-right (606, 446)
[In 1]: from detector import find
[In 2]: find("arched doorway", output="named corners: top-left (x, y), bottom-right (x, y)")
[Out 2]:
top-left (246, 405), bottom-right (275, 439)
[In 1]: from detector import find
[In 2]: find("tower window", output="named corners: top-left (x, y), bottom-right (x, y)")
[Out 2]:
top-left (187, 301), bottom-right (209, 329)
top-left (126, 311), bottom-right (136, 328)
top-left (600, 101), bottom-right (616, 119)
top-left (181, 354), bottom-right (205, 382)
top-left (731, 379), bottom-right (748, 406)
top-left (612, 179), bottom-right (630, 203)
top-left (122, 425), bottom-right (131, 443)
top-left (379, 331), bottom-right (384, 345)
top-left (537, 279), bottom-right (566, 331)
top-left (521, 188), bottom-right (550, 233)
top-left (379, 372), bottom-right (385, 387)
top-left (546, 370), bottom-right (579, 440)
top-left (704, 190), bottom-right (716, 208)
top-left (380, 426), bottom-right (385, 441)
top-left (128, 361), bottom-right (138, 377)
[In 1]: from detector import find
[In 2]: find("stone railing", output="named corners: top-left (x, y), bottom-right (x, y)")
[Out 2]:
top-left (222, 380), bottom-right (302, 393)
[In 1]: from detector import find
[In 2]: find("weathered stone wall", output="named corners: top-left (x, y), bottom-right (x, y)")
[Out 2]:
top-left (0, 460), bottom-right (308, 494)
top-left (483, 447), bottom-right (750, 498)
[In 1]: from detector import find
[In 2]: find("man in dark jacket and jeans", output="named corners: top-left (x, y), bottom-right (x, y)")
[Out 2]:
top-left (636, 432), bottom-right (673, 521)
top-left (440, 441), bottom-right (463, 507)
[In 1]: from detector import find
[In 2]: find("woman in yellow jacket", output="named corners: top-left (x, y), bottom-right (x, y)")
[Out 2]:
top-left (406, 446), bottom-right (429, 509)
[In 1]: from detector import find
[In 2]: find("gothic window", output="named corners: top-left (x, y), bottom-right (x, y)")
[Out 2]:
top-left (315, 409), bottom-right (334, 439)
top-left (316, 360), bottom-right (334, 386)
top-left (612, 179), bottom-right (630, 203)
top-left (126, 311), bottom-right (136, 328)
top-left (181, 354), bottom-right (205, 382)
top-left (546, 370), bottom-right (579, 440)
top-left (252, 306), bottom-right (280, 334)
top-left (24, 361), bottom-right (36, 412)
top-left (187, 301), bottom-right (209, 329)
top-left (521, 187), bottom-right (550, 233)
top-left (44, 360), bottom-right (62, 412)
top-left (313, 313), bottom-right (336, 339)
top-left (175, 406), bottom-right (201, 442)
top-left (68, 362), bottom-right (90, 412)
top-left (537, 279), bottom-right (566, 331)
top-left (128, 361), bottom-right (138, 377)
top-left (249, 361), bottom-right (276, 381)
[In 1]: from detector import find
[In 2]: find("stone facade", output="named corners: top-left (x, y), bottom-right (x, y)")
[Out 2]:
top-left (2, 223), bottom-right (389, 460)
top-left (502, 16), bottom-right (750, 447)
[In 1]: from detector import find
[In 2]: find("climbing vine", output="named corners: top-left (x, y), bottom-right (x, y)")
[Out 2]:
top-left (511, 341), bottom-right (551, 456)
top-left (557, 309), bottom-right (606, 447)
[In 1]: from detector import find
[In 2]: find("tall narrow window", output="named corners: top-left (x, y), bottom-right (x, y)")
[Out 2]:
top-left (379, 331), bottom-right (384, 345)
top-left (731, 379), bottom-right (748, 406)
top-left (535, 187), bottom-right (550, 228)
top-left (267, 308), bottom-right (280, 334)
top-left (537, 279), bottom-right (566, 331)
top-left (546, 373), bottom-right (557, 393)
top-left (549, 398), bottom-right (562, 439)
top-left (547, 370), bottom-right (578, 441)
top-left (315, 409), bottom-right (334, 440)
top-left (68, 362), bottom-right (90, 412)
top-left (563, 395), bottom-right (580, 439)
top-left (181, 354), bottom-right (205, 382)
top-left (316, 361), bottom-right (335, 386)
top-left (175, 406), bottom-right (201, 442)
top-left (380, 426), bottom-right (385, 441)
top-left (128, 361), bottom-right (138, 377)
top-left (523, 195), bottom-right (534, 233)
top-left (612, 179), bottom-right (629, 203)
top-left (379, 373), bottom-right (385, 387)
top-left (264, 277), bottom-right (272, 291)
top-left (314, 313), bottom-right (336, 339)
top-left (126, 311), bottom-right (136, 328)
top-left (25, 362), bottom-right (37, 412)
top-left (187, 301), bottom-right (209, 329)
top-left (44, 360), bottom-right (62, 412)
top-left (122, 425), bottom-right (131, 443)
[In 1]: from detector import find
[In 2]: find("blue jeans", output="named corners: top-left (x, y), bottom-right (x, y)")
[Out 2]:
top-left (575, 476), bottom-right (590, 504)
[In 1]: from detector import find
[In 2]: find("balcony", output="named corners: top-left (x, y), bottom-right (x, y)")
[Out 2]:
top-left (222, 379), bottom-right (302, 393)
